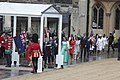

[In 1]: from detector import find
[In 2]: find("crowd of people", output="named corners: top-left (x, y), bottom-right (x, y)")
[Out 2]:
top-left (0, 30), bottom-right (120, 73)
top-left (37, 31), bottom-right (117, 68)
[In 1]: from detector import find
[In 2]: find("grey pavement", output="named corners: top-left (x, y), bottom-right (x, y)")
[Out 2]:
top-left (0, 48), bottom-right (118, 80)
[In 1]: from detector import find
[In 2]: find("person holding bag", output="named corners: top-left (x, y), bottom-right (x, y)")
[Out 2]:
top-left (27, 33), bottom-right (42, 73)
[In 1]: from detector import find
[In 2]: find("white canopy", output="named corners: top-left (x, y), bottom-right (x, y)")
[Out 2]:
top-left (0, 2), bottom-right (63, 70)
top-left (0, 2), bottom-right (59, 16)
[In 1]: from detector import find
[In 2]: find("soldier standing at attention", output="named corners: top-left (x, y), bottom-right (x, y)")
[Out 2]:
top-left (5, 33), bottom-right (13, 67)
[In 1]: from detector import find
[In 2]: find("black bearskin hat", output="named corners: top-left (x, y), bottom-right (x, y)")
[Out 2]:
top-left (31, 33), bottom-right (38, 43)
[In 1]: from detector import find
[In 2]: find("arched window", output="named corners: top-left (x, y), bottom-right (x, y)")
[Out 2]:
top-left (115, 4), bottom-right (120, 30)
top-left (92, 3), bottom-right (104, 29)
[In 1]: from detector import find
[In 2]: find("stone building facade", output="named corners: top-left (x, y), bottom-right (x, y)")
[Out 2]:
top-left (1, 0), bottom-right (120, 38)
top-left (88, 0), bottom-right (120, 38)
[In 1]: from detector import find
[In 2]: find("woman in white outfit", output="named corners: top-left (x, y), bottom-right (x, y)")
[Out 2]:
top-left (96, 35), bottom-right (103, 54)
top-left (102, 34), bottom-right (107, 52)
top-left (74, 37), bottom-right (80, 61)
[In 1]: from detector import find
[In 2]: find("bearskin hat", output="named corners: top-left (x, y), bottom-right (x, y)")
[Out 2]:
top-left (31, 33), bottom-right (38, 43)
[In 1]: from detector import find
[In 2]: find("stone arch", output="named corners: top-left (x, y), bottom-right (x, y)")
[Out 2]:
top-left (110, 1), bottom-right (120, 13)
top-left (92, 2), bottom-right (107, 12)
top-left (91, 2), bottom-right (106, 29)
top-left (108, 1), bottom-right (120, 39)
top-left (110, 2), bottom-right (120, 30)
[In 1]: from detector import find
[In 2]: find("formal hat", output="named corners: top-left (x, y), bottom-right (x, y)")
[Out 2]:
top-left (31, 33), bottom-right (38, 43)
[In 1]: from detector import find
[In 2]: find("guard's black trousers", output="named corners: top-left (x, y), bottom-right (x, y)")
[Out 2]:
top-left (5, 54), bottom-right (11, 66)
top-left (32, 57), bottom-right (38, 73)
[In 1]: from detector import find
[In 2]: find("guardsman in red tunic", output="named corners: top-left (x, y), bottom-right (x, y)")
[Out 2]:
top-left (0, 32), bottom-right (5, 58)
top-left (5, 34), bottom-right (13, 67)
top-left (27, 33), bottom-right (42, 73)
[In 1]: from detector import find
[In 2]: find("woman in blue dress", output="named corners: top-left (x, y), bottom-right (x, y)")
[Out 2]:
top-left (61, 37), bottom-right (70, 63)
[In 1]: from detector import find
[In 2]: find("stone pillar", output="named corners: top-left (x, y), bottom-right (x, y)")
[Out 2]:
top-left (3, 16), bottom-right (11, 31)
top-left (28, 17), bottom-right (31, 33)
top-left (79, 0), bottom-right (87, 35)
top-left (106, 13), bottom-right (111, 35)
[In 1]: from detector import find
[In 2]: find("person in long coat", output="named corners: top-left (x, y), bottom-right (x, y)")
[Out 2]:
top-left (102, 34), bottom-right (107, 52)
top-left (80, 33), bottom-right (88, 62)
top-left (107, 33), bottom-right (115, 53)
top-left (69, 36), bottom-right (76, 64)
top-left (61, 37), bottom-right (70, 63)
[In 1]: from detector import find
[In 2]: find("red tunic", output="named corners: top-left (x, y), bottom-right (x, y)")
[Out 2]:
top-left (5, 36), bottom-right (13, 50)
top-left (69, 40), bottom-right (76, 55)
top-left (0, 36), bottom-right (5, 47)
top-left (27, 43), bottom-right (42, 58)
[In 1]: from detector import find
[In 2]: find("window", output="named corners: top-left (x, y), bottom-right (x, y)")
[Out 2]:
top-left (92, 3), bottom-right (104, 29)
top-left (115, 4), bottom-right (120, 30)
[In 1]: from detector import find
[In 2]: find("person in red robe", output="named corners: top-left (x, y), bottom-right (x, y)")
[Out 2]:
top-left (69, 35), bottom-right (76, 64)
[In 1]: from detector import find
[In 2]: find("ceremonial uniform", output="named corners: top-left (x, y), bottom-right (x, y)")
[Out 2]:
top-left (5, 35), bottom-right (13, 67)
top-left (0, 36), bottom-right (5, 58)
top-left (27, 43), bottom-right (42, 73)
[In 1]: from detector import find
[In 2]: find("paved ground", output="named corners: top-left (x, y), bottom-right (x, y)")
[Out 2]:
top-left (0, 48), bottom-right (119, 80)
top-left (2, 58), bottom-right (120, 80)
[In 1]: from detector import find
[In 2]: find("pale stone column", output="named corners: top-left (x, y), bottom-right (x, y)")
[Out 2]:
top-left (4, 16), bottom-right (11, 30)
top-left (79, 0), bottom-right (87, 35)
top-left (28, 17), bottom-right (31, 33)
top-left (106, 13), bottom-right (111, 35)
top-left (12, 16), bottom-right (20, 66)
top-left (37, 15), bottom-right (44, 73)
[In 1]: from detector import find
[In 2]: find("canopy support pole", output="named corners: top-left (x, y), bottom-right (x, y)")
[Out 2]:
top-left (12, 16), bottom-right (19, 66)
top-left (56, 15), bottom-right (63, 69)
top-left (28, 17), bottom-right (31, 33)
top-left (37, 15), bottom-right (44, 73)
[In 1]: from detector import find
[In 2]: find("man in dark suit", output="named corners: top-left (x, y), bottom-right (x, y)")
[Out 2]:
top-left (80, 33), bottom-right (88, 62)
top-left (107, 33), bottom-right (115, 53)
